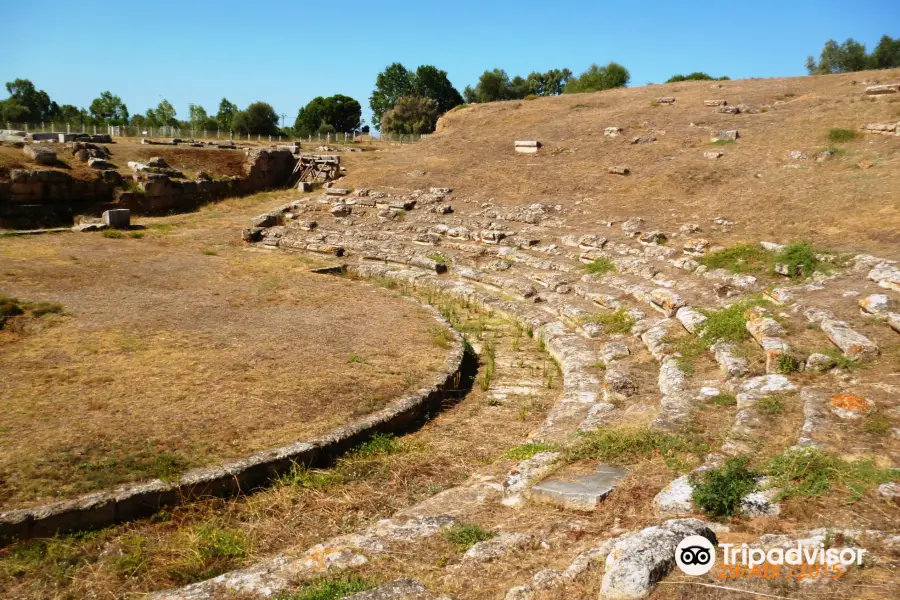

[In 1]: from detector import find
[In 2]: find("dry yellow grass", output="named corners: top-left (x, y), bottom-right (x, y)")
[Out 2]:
top-left (0, 193), bottom-right (449, 509)
top-left (339, 68), bottom-right (900, 254)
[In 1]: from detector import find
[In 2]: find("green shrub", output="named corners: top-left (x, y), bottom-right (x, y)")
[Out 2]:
top-left (863, 413), bottom-right (892, 436)
top-left (773, 242), bottom-right (825, 278)
top-left (584, 257), bottom-right (616, 275)
top-left (827, 128), bottom-right (860, 142)
top-left (102, 229), bottom-right (125, 239)
top-left (443, 523), bottom-right (495, 550)
top-left (201, 249), bottom-right (217, 256)
top-left (524, 93), bottom-right (538, 100)
top-left (195, 524), bottom-right (247, 560)
top-left (697, 296), bottom-right (769, 347)
top-left (691, 457), bottom-right (758, 518)
top-left (775, 354), bottom-right (801, 374)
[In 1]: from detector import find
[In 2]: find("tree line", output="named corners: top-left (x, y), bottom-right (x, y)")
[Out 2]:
top-left (806, 35), bottom-right (900, 74)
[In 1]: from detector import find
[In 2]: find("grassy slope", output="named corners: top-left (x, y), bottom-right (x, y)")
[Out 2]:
top-left (340, 69), bottom-right (900, 254)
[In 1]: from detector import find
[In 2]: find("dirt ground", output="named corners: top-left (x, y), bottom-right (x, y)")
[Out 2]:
top-left (0, 192), bottom-right (449, 509)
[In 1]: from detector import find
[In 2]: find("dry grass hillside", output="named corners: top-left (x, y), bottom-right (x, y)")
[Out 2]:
top-left (341, 69), bottom-right (900, 255)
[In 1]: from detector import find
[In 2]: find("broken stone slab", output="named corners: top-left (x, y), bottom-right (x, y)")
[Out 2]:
top-left (868, 263), bottom-right (900, 292)
top-left (865, 83), bottom-right (900, 95)
top-left (830, 393), bottom-right (874, 419)
top-left (599, 341), bottom-right (630, 363)
top-left (703, 150), bottom-right (724, 159)
top-left (821, 319), bottom-right (879, 360)
top-left (631, 135), bottom-right (656, 144)
top-left (23, 144), bottom-right (56, 165)
top-left (704, 99), bottom-right (727, 106)
top-left (860, 294), bottom-right (892, 316)
top-left (601, 519), bottom-right (716, 600)
top-left (502, 451), bottom-right (562, 506)
top-left (653, 475), bottom-right (693, 515)
top-left (742, 374), bottom-right (796, 395)
top-left (462, 532), bottom-right (536, 563)
top-left (72, 222), bottom-right (108, 232)
top-left (658, 358), bottom-right (687, 396)
top-left (608, 166), bottom-right (630, 175)
top-left (429, 187), bottom-right (452, 195)
top-left (330, 203), bottom-right (351, 217)
top-left (325, 187), bottom-right (350, 196)
top-left (480, 230), bottom-right (507, 244)
top-left (604, 369), bottom-right (636, 400)
top-left (251, 212), bottom-right (281, 228)
top-left (102, 209), bottom-right (130, 229)
top-left (746, 314), bottom-right (786, 342)
top-left (604, 127), bottom-right (623, 137)
top-left (531, 465), bottom-right (627, 510)
top-left (87, 157), bottom-right (115, 169)
top-left (639, 231), bottom-right (667, 245)
top-left (656, 97), bottom-right (676, 104)
top-left (888, 313), bottom-right (900, 335)
top-left (675, 306), bottom-right (706, 333)
top-left (710, 129), bottom-right (739, 142)
top-left (649, 289), bottom-right (685, 317)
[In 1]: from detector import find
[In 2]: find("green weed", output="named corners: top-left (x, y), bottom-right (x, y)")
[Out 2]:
top-left (690, 457), bottom-right (758, 518)
top-left (503, 442), bottom-right (559, 461)
top-left (102, 229), bottom-right (125, 239)
top-left (443, 523), bottom-right (496, 550)
top-left (767, 448), bottom-right (900, 501)
top-left (827, 128), bottom-right (860, 143)
top-left (700, 244), bottom-right (773, 274)
top-left (568, 427), bottom-right (708, 471)
top-left (276, 575), bottom-right (374, 600)
top-left (582, 309), bottom-right (635, 334)
top-left (584, 257), bottom-right (616, 275)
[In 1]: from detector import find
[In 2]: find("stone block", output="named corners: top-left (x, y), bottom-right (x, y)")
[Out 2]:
top-left (23, 144), bottom-right (56, 165)
top-left (101, 209), bottom-right (130, 229)
top-left (531, 465), bottom-right (628, 510)
top-left (711, 129), bottom-right (739, 142)
top-left (865, 84), bottom-right (900, 95)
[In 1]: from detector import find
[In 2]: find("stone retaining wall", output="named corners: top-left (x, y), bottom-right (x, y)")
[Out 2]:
top-left (0, 148), bottom-right (298, 228)
top-left (0, 295), bottom-right (468, 544)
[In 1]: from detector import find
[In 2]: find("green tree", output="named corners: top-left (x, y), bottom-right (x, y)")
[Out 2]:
top-left (57, 104), bottom-right (82, 122)
top-left (89, 91), bottom-right (129, 124)
top-left (232, 101), bottom-right (280, 135)
top-left (1, 78), bottom-right (56, 122)
top-left (154, 99), bottom-right (177, 126)
top-left (381, 96), bottom-right (439, 135)
top-left (369, 62), bottom-right (416, 129)
top-left (564, 62), bottom-right (630, 94)
top-left (189, 104), bottom-right (208, 127)
top-left (413, 65), bottom-right (464, 114)
top-left (473, 69), bottom-right (513, 102)
top-left (806, 38), bottom-right (869, 74)
top-left (870, 35), bottom-right (900, 69)
top-left (294, 94), bottom-right (361, 136)
top-left (666, 72), bottom-right (730, 82)
top-left (216, 98), bottom-right (237, 130)
top-left (524, 68), bottom-right (573, 96)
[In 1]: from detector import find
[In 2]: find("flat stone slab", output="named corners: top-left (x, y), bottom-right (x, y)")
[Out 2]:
top-left (531, 465), bottom-right (627, 510)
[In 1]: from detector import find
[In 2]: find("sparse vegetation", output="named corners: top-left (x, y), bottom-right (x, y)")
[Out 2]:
top-left (700, 244), bottom-right (773, 274)
top-left (690, 457), bottom-right (758, 518)
top-left (710, 393), bottom-right (737, 407)
top-left (443, 523), bottom-right (496, 550)
top-left (277, 575), bottom-right (374, 600)
top-left (584, 257), bottom-right (616, 275)
top-left (697, 296), bottom-right (769, 346)
top-left (582, 308), bottom-right (635, 334)
top-left (767, 448), bottom-right (900, 501)
top-left (353, 433), bottom-right (402, 458)
top-left (102, 229), bottom-right (125, 239)
top-left (710, 138), bottom-right (736, 145)
top-left (775, 353), bottom-right (801, 374)
top-left (568, 427), bottom-right (707, 471)
top-left (757, 395), bottom-right (784, 415)
top-left (827, 128), bottom-right (860, 143)
top-left (503, 442), bottom-right (558, 461)
top-left (427, 252), bottom-right (448, 264)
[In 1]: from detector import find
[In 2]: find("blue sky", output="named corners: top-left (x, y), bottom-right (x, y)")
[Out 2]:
top-left (3, 0), bottom-right (898, 128)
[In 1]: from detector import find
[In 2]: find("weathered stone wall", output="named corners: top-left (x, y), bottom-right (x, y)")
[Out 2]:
top-left (0, 148), bottom-right (298, 228)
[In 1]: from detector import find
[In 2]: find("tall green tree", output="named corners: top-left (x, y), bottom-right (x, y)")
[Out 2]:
top-left (89, 91), bottom-right (129, 124)
top-left (381, 96), bottom-right (439, 135)
top-left (564, 62), bottom-right (630, 93)
top-left (870, 35), bottom-right (900, 69)
top-left (232, 101), bottom-right (280, 135)
top-left (155, 99), bottom-right (177, 126)
top-left (294, 94), bottom-right (361, 135)
top-left (216, 98), bottom-right (237, 130)
top-left (472, 69), bottom-right (513, 102)
top-left (806, 38), bottom-right (869, 74)
top-left (369, 62), bottom-right (416, 129)
top-left (1, 78), bottom-right (56, 122)
top-left (413, 65), bottom-right (463, 114)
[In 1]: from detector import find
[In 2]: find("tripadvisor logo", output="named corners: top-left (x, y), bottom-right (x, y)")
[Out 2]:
top-left (676, 535), bottom-right (716, 575)
top-left (675, 534), bottom-right (869, 578)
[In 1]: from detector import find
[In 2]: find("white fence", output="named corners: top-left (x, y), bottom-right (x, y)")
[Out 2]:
top-left (5, 121), bottom-right (431, 144)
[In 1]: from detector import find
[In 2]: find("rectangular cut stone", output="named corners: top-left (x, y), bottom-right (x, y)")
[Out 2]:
top-left (865, 84), bottom-right (899, 95)
top-left (821, 319), bottom-right (879, 360)
top-left (102, 209), bottom-right (130, 228)
top-left (531, 465), bottom-right (627, 510)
